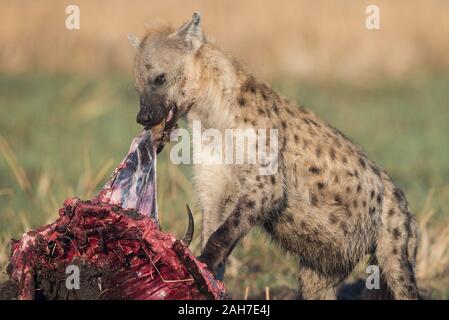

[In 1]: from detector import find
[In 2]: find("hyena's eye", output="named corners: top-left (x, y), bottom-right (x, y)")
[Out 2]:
top-left (153, 74), bottom-right (166, 86)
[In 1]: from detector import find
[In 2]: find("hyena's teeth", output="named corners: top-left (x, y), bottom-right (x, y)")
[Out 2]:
top-left (166, 109), bottom-right (174, 122)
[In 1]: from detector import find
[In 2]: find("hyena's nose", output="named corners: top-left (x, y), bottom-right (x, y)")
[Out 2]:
top-left (136, 109), bottom-right (150, 126)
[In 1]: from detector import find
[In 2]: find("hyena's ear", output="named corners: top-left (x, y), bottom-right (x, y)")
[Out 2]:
top-left (172, 12), bottom-right (205, 51)
top-left (128, 33), bottom-right (140, 49)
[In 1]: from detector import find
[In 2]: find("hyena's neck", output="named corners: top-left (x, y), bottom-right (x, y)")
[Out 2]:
top-left (189, 44), bottom-right (250, 131)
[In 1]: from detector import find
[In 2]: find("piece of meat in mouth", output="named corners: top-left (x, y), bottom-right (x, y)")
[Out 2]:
top-left (144, 106), bottom-right (179, 154)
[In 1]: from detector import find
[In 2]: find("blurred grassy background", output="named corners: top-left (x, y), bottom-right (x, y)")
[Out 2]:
top-left (1, 0), bottom-right (449, 80)
top-left (1, 0), bottom-right (449, 299)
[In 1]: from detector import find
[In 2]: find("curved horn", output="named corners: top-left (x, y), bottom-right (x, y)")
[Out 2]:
top-left (182, 204), bottom-right (195, 246)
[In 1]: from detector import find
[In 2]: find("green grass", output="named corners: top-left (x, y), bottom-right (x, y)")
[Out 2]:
top-left (1, 72), bottom-right (448, 298)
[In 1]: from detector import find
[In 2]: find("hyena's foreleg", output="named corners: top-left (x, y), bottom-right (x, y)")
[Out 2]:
top-left (200, 206), bottom-right (226, 280)
top-left (195, 165), bottom-right (238, 249)
top-left (198, 196), bottom-right (260, 273)
top-left (201, 204), bottom-right (231, 280)
top-left (197, 172), bottom-right (240, 279)
top-left (201, 207), bottom-right (223, 250)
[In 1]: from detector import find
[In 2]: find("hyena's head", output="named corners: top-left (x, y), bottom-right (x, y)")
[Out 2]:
top-left (129, 12), bottom-right (205, 135)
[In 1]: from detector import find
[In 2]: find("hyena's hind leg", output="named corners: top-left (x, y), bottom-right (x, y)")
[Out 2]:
top-left (374, 207), bottom-right (419, 300)
top-left (297, 265), bottom-right (347, 300)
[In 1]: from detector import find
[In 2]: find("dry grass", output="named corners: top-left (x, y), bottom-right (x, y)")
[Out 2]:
top-left (0, 136), bottom-right (33, 198)
top-left (1, 0), bottom-right (449, 80)
top-left (416, 192), bottom-right (449, 291)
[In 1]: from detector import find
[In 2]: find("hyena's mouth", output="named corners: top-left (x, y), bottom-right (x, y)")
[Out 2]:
top-left (146, 105), bottom-right (179, 154)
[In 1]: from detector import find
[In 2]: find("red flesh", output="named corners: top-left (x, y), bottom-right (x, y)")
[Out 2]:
top-left (5, 131), bottom-right (226, 300)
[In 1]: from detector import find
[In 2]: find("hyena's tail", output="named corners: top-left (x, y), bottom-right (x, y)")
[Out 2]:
top-left (406, 214), bottom-right (419, 271)
top-left (368, 206), bottom-right (419, 300)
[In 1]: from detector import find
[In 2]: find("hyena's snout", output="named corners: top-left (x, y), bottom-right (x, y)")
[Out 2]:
top-left (136, 93), bottom-right (169, 128)
top-left (136, 92), bottom-right (179, 154)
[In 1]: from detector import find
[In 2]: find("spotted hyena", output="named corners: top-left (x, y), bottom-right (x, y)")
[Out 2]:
top-left (129, 13), bottom-right (419, 299)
